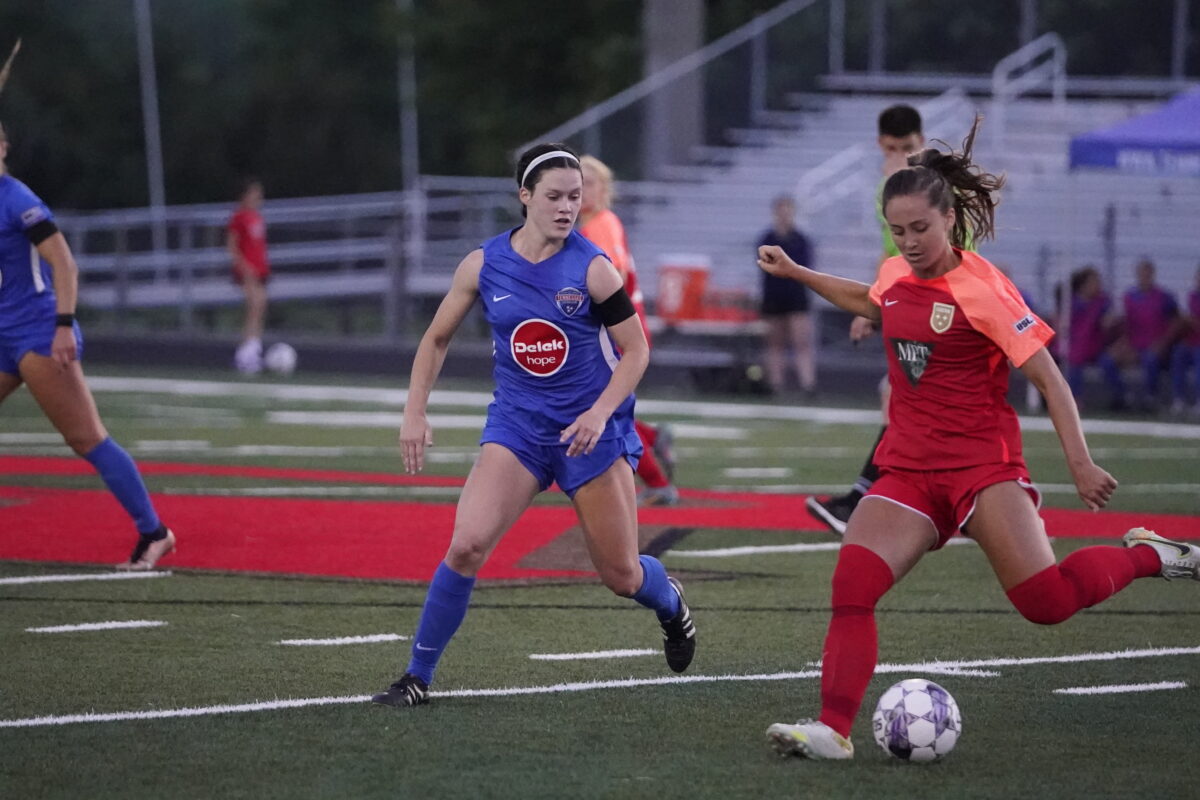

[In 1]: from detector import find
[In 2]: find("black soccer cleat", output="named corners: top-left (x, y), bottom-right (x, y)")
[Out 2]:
top-left (660, 577), bottom-right (696, 673)
top-left (371, 673), bottom-right (430, 708)
top-left (804, 493), bottom-right (857, 536)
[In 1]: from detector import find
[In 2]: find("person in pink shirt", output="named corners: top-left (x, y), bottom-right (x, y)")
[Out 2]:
top-left (1122, 258), bottom-right (1178, 409)
top-left (1169, 263), bottom-right (1200, 416)
top-left (1065, 266), bottom-right (1125, 410)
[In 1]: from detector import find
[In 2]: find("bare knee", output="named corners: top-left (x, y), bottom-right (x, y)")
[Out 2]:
top-left (444, 534), bottom-right (490, 576)
top-left (597, 562), bottom-right (642, 597)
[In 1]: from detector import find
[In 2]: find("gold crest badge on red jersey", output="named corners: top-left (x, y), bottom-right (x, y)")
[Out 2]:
top-left (930, 302), bottom-right (956, 333)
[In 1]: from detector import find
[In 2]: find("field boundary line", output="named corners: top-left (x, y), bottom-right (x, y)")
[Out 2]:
top-left (86, 376), bottom-right (1200, 440)
top-left (26, 620), bottom-right (167, 634)
top-left (278, 634), bottom-right (408, 646)
top-left (1052, 681), bottom-right (1188, 695)
top-left (528, 648), bottom-right (658, 661)
top-left (4, 644), bottom-right (1198, 729)
top-left (0, 572), bottom-right (172, 586)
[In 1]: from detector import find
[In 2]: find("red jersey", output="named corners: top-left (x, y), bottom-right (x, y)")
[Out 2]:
top-left (228, 207), bottom-right (270, 278)
top-left (578, 209), bottom-right (650, 345)
top-left (869, 250), bottom-right (1054, 471)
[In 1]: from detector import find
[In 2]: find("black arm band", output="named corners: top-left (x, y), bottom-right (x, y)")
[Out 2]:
top-left (594, 287), bottom-right (637, 327)
top-left (25, 219), bottom-right (59, 245)
top-left (56, 313), bottom-right (76, 327)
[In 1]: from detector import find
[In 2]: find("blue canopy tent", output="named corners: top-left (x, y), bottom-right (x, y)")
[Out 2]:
top-left (1069, 89), bottom-right (1200, 176)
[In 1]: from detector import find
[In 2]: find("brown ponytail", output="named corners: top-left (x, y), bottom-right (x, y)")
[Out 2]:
top-left (881, 116), bottom-right (1005, 248)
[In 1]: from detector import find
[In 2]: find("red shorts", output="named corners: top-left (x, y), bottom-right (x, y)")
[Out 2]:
top-left (864, 463), bottom-right (1041, 550)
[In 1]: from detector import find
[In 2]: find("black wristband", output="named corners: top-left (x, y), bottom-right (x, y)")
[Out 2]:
top-left (55, 313), bottom-right (76, 327)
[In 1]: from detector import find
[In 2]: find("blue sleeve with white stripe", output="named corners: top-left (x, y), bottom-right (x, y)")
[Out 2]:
top-left (3, 178), bottom-right (55, 234)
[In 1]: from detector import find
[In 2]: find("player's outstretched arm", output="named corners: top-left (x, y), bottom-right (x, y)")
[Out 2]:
top-left (560, 256), bottom-right (648, 457)
top-left (757, 245), bottom-right (880, 321)
top-left (37, 233), bottom-right (81, 365)
top-left (1020, 347), bottom-right (1117, 510)
top-left (399, 249), bottom-right (482, 474)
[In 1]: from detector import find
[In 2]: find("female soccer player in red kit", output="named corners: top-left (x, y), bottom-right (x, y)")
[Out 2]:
top-left (756, 119), bottom-right (1199, 761)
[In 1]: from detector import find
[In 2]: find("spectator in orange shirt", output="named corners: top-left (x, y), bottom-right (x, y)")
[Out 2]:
top-left (578, 155), bottom-right (678, 506)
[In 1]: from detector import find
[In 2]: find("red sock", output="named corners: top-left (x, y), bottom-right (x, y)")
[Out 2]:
top-left (635, 419), bottom-right (658, 447)
top-left (1006, 545), bottom-right (1160, 625)
top-left (818, 544), bottom-right (894, 739)
top-left (634, 421), bottom-right (669, 488)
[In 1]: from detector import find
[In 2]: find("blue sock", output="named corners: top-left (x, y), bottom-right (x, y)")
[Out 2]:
top-left (83, 438), bottom-right (162, 536)
top-left (406, 562), bottom-right (476, 685)
top-left (631, 555), bottom-right (681, 621)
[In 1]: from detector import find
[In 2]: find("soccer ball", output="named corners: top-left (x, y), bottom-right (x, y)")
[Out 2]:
top-left (264, 342), bottom-right (298, 375)
top-left (872, 678), bottom-right (962, 762)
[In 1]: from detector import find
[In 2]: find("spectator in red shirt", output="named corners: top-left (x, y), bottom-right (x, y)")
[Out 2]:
top-left (227, 179), bottom-right (270, 373)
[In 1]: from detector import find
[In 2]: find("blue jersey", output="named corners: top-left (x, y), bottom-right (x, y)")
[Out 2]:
top-left (0, 175), bottom-right (57, 330)
top-left (479, 228), bottom-right (635, 444)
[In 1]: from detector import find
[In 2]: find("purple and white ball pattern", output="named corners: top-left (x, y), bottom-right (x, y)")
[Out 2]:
top-left (872, 678), bottom-right (962, 762)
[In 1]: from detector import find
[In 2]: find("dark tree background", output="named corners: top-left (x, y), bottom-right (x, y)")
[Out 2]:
top-left (0, 0), bottom-right (1193, 208)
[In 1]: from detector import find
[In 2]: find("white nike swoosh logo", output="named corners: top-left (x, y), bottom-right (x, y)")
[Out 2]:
top-left (415, 643), bottom-right (437, 651)
top-left (884, 299), bottom-right (899, 306)
top-left (493, 294), bottom-right (512, 302)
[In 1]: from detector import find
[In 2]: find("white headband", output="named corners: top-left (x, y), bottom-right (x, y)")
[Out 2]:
top-left (520, 150), bottom-right (579, 188)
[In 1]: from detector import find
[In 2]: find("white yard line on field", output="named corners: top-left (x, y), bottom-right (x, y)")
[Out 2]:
top-left (3, 645), bottom-right (1196, 729)
top-left (722, 467), bottom-right (794, 478)
top-left (529, 649), bottom-right (658, 661)
top-left (85, 375), bottom-right (1200, 440)
top-left (0, 433), bottom-right (65, 444)
top-left (263, 410), bottom-right (748, 440)
top-left (0, 571), bottom-right (172, 586)
top-left (1052, 681), bottom-right (1188, 696)
top-left (26, 620), bottom-right (167, 634)
top-left (278, 634), bottom-right (408, 646)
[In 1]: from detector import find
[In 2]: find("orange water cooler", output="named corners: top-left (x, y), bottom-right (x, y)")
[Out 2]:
top-left (656, 256), bottom-right (711, 323)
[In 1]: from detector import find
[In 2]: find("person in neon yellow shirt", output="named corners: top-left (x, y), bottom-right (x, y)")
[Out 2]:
top-left (806, 104), bottom-right (924, 535)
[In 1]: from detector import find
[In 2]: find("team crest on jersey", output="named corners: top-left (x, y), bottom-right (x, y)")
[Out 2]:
top-left (930, 302), bottom-right (956, 333)
top-left (890, 338), bottom-right (935, 387)
top-left (554, 287), bottom-right (585, 316)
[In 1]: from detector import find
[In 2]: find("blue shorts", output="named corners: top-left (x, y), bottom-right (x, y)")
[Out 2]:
top-left (481, 422), bottom-right (643, 498)
top-left (0, 319), bottom-right (84, 375)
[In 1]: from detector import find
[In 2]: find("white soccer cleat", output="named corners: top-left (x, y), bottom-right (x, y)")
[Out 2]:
top-left (1123, 527), bottom-right (1200, 581)
top-left (116, 528), bottom-right (177, 571)
top-left (766, 719), bottom-right (854, 760)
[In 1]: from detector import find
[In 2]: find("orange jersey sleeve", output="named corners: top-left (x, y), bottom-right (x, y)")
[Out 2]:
top-left (579, 209), bottom-right (632, 278)
top-left (945, 252), bottom-right (1054, 367)
top-left (869, 256), bottom-right (911, 306)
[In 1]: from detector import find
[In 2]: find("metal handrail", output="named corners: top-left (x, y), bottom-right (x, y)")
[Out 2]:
top-left (792, 87), bottom-right (974, 218)
top-left (523, 0), bottom-right (821, 150)
top-left (991, 32), bottom-right (1067, 150)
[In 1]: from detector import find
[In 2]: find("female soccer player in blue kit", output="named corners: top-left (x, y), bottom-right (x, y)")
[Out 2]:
top-left (0, 118), bottom-right (175, 570)
top-left (372, 143), bottom-right (696, 708)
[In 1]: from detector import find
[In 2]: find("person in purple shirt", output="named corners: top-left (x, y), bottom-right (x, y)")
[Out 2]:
top-left (1169, 263), bottom-right (1200, 416)
top-left (1123, 259), bottom-right (1179, 409)
top-left (1066, 267), bottom-right (1126, 410)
